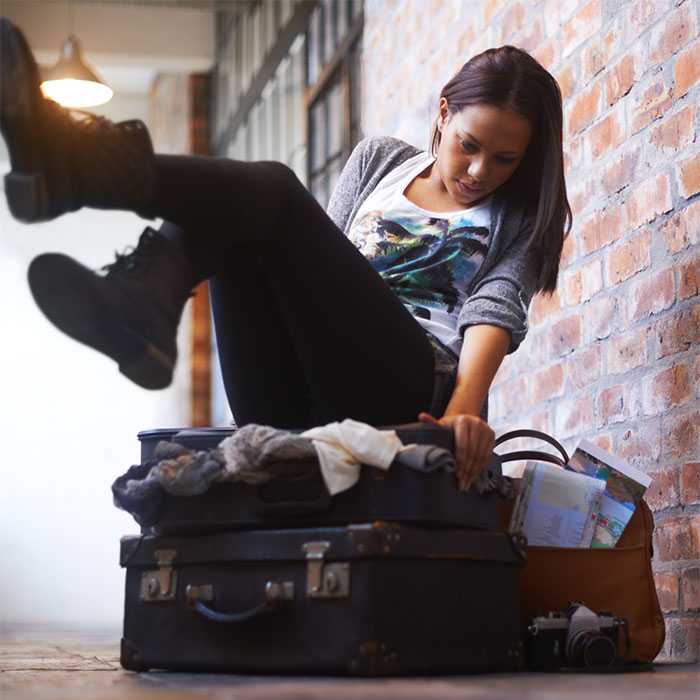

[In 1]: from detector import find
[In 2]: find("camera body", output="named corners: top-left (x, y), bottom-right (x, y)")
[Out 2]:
top-left (526, 601), bottom-right (629, 670)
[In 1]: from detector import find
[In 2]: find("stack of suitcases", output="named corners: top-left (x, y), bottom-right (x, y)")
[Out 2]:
top-left (118, 422), bottom-right (567, 675)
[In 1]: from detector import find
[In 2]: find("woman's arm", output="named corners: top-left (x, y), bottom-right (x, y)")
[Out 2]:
top-left (443, 324), bottom-right (510, 417)
top-left (419, 324), bottom-right (510, 491)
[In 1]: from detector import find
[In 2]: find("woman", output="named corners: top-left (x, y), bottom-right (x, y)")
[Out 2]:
top-left (0, 18), bottom-right (571, 492)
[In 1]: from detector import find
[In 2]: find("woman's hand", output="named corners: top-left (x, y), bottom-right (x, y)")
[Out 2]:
top-left (418, 411), bottom-right (495, 491)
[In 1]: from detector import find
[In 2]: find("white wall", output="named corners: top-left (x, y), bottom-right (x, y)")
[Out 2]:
top-left (0, 93), bottom-right (192, 627)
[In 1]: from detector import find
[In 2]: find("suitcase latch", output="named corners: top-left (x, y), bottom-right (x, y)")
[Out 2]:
top-left (140, 548), bottom-right (178, 603)
top-left (302, 541), bottom-right (350, 599)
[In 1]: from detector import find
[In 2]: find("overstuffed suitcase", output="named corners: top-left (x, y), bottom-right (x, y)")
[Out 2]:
top-left (132, 424), bottom-right (571, 535)
top-left (134, 422), bottom-right (504, 534)
top-left (120, 521), bottom-right (527, 675)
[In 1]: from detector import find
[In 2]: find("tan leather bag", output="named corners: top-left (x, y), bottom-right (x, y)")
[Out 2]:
top-left (494, 430), bottom-right (666, 664)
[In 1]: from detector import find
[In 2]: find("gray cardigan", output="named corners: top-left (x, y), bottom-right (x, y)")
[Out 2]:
top-left (326, 136), bottom-right (539, 357)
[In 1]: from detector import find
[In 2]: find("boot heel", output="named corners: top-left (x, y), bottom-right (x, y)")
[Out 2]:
top-left (4, 172), bottom-right (50, 222)
top-left (119, 342), bottom-right (174, 390)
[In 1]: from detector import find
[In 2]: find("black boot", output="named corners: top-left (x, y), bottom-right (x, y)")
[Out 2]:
top-left (0, 17), bottom-right (156, 223)
top-left (27, 228), bottom-right (195, 389)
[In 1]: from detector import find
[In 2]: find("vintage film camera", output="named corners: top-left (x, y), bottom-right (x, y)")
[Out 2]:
top-left (526, 601), bottom-right (630, 670)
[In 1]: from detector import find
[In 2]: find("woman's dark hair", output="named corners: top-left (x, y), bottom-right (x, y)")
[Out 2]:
top-left (430, 46), bottom-right (572, 296)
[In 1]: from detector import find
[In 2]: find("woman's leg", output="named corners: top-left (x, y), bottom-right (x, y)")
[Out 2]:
top-left (155, 159), bottom-right (437, 429)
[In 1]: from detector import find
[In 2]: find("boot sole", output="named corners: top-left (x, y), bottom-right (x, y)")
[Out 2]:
top-left (0, 18), bottom-right (51, 222)
top-left (28, 255), bottom-right (175, 390)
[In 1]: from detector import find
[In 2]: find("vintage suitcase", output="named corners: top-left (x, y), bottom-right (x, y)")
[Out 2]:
top-left (120, 521), bottom-right (527, 675)
top-left (135, 422), bottom-right (505, 534)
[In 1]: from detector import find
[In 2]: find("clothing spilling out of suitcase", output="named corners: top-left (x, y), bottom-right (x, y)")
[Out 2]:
top-left (2, 2), bottom-right (699, 700)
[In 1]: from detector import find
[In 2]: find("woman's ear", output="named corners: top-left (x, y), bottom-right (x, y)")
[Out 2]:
top-left (437, 97), bottom-right (450, 131)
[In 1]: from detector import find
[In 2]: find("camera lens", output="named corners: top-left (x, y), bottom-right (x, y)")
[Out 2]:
top-left (567, 630), bottom-right (617, 667)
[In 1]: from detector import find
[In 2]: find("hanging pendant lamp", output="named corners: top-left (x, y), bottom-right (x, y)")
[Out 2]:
top-left (40, 34), bottom-right (113, 109)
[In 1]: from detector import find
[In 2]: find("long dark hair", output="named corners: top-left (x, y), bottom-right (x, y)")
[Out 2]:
top-left (430, 46), bottom-right (572, 296)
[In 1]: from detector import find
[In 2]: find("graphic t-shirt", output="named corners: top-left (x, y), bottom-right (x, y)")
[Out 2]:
top-left (347, 151), bottom-right (493, 356)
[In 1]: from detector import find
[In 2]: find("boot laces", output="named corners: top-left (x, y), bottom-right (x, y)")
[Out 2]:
top-left (101, 227), bottom-right (160, 276)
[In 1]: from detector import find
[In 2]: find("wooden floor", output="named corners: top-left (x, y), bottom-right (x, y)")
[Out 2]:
top-left (1, 624), bottom-right (698, 700)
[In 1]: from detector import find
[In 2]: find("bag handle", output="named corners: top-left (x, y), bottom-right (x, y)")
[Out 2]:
top-left (186, 581), bottom-right (293, 624)
top-left (494, 428), bottom-right (570, 466)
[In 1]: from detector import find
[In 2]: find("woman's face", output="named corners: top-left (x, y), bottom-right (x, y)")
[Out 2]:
top-left (432, 100), bottom-right (533, 207)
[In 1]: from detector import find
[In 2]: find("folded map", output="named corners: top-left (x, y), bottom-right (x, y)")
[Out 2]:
top-left (566, 439), bottom-right (652, 548)
top-left (509, 461), bottom-right (607, 548)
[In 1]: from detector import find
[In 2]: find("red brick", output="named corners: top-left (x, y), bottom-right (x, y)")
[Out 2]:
top-left (583, 294), bottom-right (621, 341)
top-left (625, 174), bottom-right (673, 231)
top-left (531, 362), bottom-right (565, 403)
top-left (567, 81), bottom-right (602, 136)
top-left (604, 53), bottom-right (638, 106)
top-left (532, 38), bottom-right (556, 71)
top-left (677, 151), bottom-right (700, 199)
top-left (682, 567), bottom-right (700, 612)
top-left (581, 27), bottom-right (617, 82)
top-left (561, 0), bottom-right (602, 58)
top-left (607, 326), bottom-right (648, 374)
top-left (667, 617), bottom-right (700, 662)
top-left (626, 267), bottom-right (675, 323)
top-left (562, 268), bottom-right (582, 306)
top-left (601, 148), bottom-right (641, 196)
top-left (661, 409), bottom-right (700, 461)
top-left (569, 176), bottom-right (596, 218)
top-left (616, 421), bottom-right (661, 468)
top-left (681, 462), bottom-right (700, 506)
top-left (580, 206), bottom-right (627, 255)
top-left (643, 362), bottom-right (693, 416)
top-left (647, 466), bottom-right (681, 511)
top-left (530, 288), bottom-right (562, 326)
top-left (648, 105), bottom-right (696, 157)
top-left (482, 0), bottom-right (502, 25)
top-left (679, 254), bottom-right (700, 300)
top-left (590, 433), bottom-right (613, 452)
top-left (516, 17), bottom-right (544, 53)
top-left (655, 516), bottom-right (694, 561)
top-left (499, 375), bottom-right (530, 416)
top-left (554, 63), bottom-right (576, 103)
top-left (655, 306), bottom-right (700, 360)
top-left (660, 200), bottom-right (700, 254)
top-left (648, 3), bottom-right (697, 65)
top-left (567, 344), bottom-right (602, 392)
top-left (582, 259), bottom-right (604, 300)
top-left (627, 0), bottom-right (669, 37)
top-left (655, 571), bottom-right (680, 613)
top-left (495, 0), bottom-right (526, 42)
top-left (596, 383), bottom-right (631, 426)
top-left (584, 108), bottom-right (626, 161)
top-left (560, 229), bottom-right (576, 268)
top-left (529, 409), bottom-right (552, 434)
top-left (553, 395), bottom-right (595, 439)
top-left (606, 229), bottom-right (652, 285)
top-left (630, 77), bottom-right (673, 135)
top-left (675, 40), bottom-right (700, 98)
top-left (548, 315), bottom-right (582, 357)
top-left (543, 0), bottom-right (579, 35)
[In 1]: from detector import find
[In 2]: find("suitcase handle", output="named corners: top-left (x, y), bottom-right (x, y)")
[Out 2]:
top-left (494, 429), bottom-right (570, 465)
top-left (187, 581), bottom-right (292, 624)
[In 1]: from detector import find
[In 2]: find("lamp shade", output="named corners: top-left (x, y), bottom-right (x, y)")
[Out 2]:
top-left (40, 35), bottom-right (113, 109)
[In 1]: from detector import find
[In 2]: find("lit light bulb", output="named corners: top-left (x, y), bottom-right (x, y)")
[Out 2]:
top-left (40, 35), bottom-right (112, 109)
top-left (41, 78), bottom-right (113, 109)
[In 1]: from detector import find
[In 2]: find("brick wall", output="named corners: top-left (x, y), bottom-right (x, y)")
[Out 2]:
top-left (363, 0), bottom-right (699, 661)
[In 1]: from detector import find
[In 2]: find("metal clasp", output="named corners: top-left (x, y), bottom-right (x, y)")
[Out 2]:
top-left (302, 541), bottom-right (350, 598)
top-left (140, 549), bottom-right (177, 602)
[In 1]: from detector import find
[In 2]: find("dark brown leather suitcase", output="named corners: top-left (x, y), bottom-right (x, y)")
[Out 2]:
top-left (120, 522), bottom-right (527, 675)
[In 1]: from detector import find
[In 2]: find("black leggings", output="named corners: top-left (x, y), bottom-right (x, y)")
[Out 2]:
top-left (152, 154), bottom-right (437, 430)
